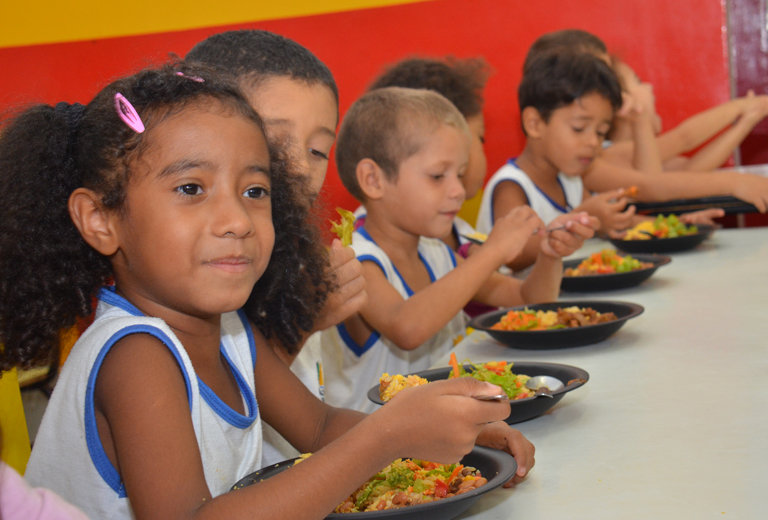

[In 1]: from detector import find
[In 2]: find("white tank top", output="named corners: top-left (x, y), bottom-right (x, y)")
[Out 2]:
top-left (25, 288), bottom-right (262, 519)
top-left (476, 159), bottom-right (584, 232)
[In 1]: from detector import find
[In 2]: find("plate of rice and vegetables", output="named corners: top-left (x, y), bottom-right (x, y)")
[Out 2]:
top-left (561, 249), bottom-right (671, 292)
top-left (231, 446), bottom-right (518, 520)
top-left (610, 214), bottom-right (714, 253)
top-left (467, 301), bottom-right (644, 349)
top-left (369, 355), bottom-right (589, 424)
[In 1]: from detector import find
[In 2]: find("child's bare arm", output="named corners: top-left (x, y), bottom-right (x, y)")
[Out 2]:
top-left (490, 180), bottom-right (541, 271)
top-left (310, 239), bottom-right (367, 335)
top-left (575, 189), bottom-right (637, 235)
top-left (617, 83), bottom-right (663, 173)
top-left (357, 209), bottom-right (540, 350)
top-left (583, 157), bottom-right (768, 212)
top-left (96, 327), bottom-right (517, 520)
top-left (655, 92), bottom-right (768, 170)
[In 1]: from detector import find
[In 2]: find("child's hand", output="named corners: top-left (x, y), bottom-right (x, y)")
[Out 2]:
top-left (680, 208), bottom-right (725, 226)
top-left (578, 189), bottom-right (637, 235)
top-left (374, 377), bottom-right (511, 464)
top-left (731, 174), bottom-right (768, 213)
top-left (312, 239), bottom-right (367, 333)
top-left (484, 206), bottom-right (543, 265)
top-left (537, 212), bottom-right (597, 259)
top-left (475, 421), bottom-right (535, 487)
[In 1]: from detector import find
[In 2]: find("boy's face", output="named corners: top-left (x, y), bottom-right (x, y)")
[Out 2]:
top-left (382, 123), bottom-right (468, 238)
top-left (243, 76), bottom-right (338, 196)
top-left (464, 113), bottom-right (487, 200)
top-left (539, 92), bottom-right (614, 177)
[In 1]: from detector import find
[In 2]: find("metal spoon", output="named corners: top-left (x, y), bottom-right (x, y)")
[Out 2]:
top-left (524, 375), bottom-right (564, 398)
top-left (472, 375), bottom-right (565, 401)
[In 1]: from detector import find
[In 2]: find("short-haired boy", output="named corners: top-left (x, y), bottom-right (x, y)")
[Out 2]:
top-left (476, 50), bottom-right (634, 272)
top-left (323, 87), bottom-right (595, 412)
top-left (186, 29), bottom-right (365, 466)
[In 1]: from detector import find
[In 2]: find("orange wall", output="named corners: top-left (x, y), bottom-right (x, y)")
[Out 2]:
top-left (0, 0), bottom-right (729, 220)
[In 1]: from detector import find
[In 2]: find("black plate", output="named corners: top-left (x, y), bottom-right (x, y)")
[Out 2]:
top-left (609, 225), bottom-right (714, 253)
top-left (561, 253), bottom-right (671, 292)
top-left (367, 361), bottom-right (589, 424)
top-left (231, 446), bottom-right (517, 520)
top-left (468, 300), bottom-right (644, 349)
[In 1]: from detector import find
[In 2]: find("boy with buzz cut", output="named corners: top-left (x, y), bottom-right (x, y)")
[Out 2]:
top-left (476, 50), bottom-right (635, 272)
top-left (322, 86), bottom-right (596, 412)
top-left (186, 29), bottom-right (365, 466)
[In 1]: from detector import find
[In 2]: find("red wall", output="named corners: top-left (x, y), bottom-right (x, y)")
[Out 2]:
top-left (0, 0), bottom-right (729, 221)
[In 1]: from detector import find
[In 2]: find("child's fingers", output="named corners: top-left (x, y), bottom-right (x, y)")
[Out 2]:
top-left (327, 240), bottom-right (356, 269)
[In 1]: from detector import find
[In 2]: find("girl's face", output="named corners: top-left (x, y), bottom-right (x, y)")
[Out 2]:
top-left (244, 77), bottom-right (338, 198)
top-left (111, 101), bottom-right (274, 321)
top-left (383, 123), bottom-right (468, 238)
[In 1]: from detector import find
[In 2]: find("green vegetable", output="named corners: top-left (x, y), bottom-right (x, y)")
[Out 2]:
top-left (330, 207), bottom-right (356, 246)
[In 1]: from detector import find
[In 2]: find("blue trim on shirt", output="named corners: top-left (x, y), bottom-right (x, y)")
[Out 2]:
top-left (505, 158), bottom-right (571, 214)
top-left (199, 346), bottom-right (259, 428)
top-left (98, 286), bottom-right (144, 317)
top-left (84, 324), bottom-right (193, 497)
top-left (336, 322), bottom-right (380, 357)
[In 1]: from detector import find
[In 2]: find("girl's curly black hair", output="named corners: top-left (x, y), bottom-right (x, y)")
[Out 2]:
top-left (0, 62), bottom-right (331, 372)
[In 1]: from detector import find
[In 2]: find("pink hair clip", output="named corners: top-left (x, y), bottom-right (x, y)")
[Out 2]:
top-left (176, 71), bottom-right (204, 83)
top-left (114, 93), bottom-right (145, 133)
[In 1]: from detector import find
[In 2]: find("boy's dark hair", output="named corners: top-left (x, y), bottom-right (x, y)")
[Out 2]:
top-left (523, 29), bottom-right (607, 73)
top-left (0, 62), bottom-right (330, 371)
top-left (186, 29), bottom-right (339, 105)
top-left (518, 50), bottom-right (622, 128)
top-left (336, 87), bottom-right (468, 202)
top-left (368, 56), bottom-right (490, 118)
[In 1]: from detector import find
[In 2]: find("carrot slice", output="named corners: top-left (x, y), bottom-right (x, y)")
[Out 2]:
top-left (449, 351), bottom-right (460, 378)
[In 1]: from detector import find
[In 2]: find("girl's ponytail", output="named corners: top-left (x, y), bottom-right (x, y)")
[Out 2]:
top-left (0, 104), bottom-right (110, 372)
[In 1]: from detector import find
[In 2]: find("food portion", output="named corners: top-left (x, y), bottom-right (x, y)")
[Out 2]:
top-left (491, 306), bottom-right (617, 331)
top-left (564, 249), bottom-right (653, 276)
top-left (294, 453), bottom-right (486, 513)
top-left (449, 354), bottom-right (534, 400)
top-left (623, 214), bottom-right (698, 240)
top-left (378, 372), bottom-right (428, 402)
top-left (335, 458), bottom-right (487, 513)
top-left (378, 354), bottom-right (534, 402)
top-left (329, 207), bottom-right (356, 246)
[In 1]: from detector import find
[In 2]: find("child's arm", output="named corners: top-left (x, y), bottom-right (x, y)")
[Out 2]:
top-left (489, 180), bottom-right (543, 271)
top-left (583, 157), bottom-right (768, 212)
top-left (354, 208), bottom-right (541, 350)
top-left (619, 82), bottom-right (663, 173)
top-left (473, 212), bottom-right (597, 306)
top-left (309, 239), bottom-right (366, 335)
top-left (575, 189), bottom-right (637, 236)
top-left (95, 327), bottom-right (523, 520)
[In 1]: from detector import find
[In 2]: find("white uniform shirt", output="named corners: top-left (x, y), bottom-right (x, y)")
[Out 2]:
top-left (476, 158), bottom-right (584, 232)
top-left (25, 288), bottom-right (262, 519)
top-left (319, 228), bottom-right (467, 413)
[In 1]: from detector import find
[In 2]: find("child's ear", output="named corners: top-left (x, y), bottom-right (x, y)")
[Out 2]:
top-left (521, 106), bottom-right (545, 138)
top-left (68, 188), bottom-right (119, 256)
top-left (355, 158), bottom-right (386, 200)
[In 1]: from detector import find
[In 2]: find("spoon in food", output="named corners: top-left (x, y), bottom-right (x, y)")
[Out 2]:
top-left (472, 375), bottom-right (565, 401)
top-left (524, 375), bottom-right (564, 398)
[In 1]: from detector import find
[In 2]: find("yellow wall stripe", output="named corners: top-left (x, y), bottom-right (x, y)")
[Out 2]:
top-left (0, 0), bottom-right (428, 48)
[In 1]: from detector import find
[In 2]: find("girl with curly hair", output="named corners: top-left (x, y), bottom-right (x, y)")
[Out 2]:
top-left (0, 63), bottom-right (533, 519)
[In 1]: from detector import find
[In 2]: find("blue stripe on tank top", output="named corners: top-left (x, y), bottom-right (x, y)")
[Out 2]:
top-left (85, 324), bottom-right (192, 497)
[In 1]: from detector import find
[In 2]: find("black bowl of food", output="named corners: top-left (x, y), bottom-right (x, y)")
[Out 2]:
top-left (368, 361), bottom-right (589, 424)
top-left (231, 446), bottom-right (517, 520)
top-left (561, 252), bottom-right (671, 292)
top-left (468, 301), bottom-right (644, 349)
top-left (609, 225), bottom-right (714, 254)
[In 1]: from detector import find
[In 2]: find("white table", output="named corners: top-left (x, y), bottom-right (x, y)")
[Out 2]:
top-left (438, 227), bottom-right (768, 519)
